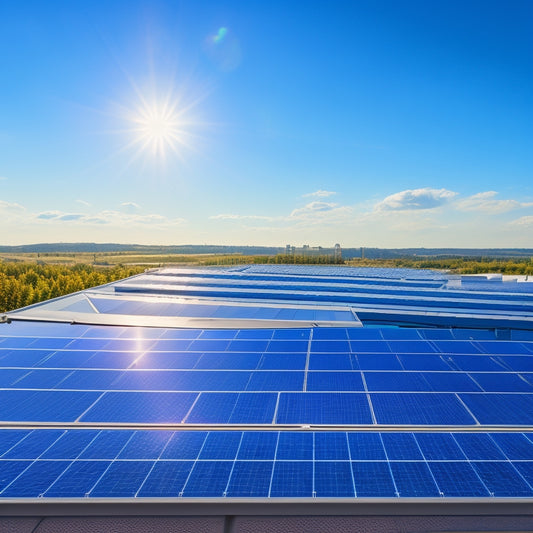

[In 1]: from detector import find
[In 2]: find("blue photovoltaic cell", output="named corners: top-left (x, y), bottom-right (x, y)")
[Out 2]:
top-left (312, 328), bottom-right (348, 340)
top-left (35, 350), bottom-right (97, 368)
top-left (0, 349), bottom-right (54, 367)
top-left (137, 461), bottom-right (194, 497)
top-left (237, 432), bottom-right (278, 460)
top-left (472, 462), bottom-right (533, 497)
top-left (246, 371), bottom-right (303, 391)
top-left (380, 329), bottom-right (421, 340)
top-left (270, 462), bottom-right (313, 497)
top-left (309, 353), bottom-right (354, 370)
top-left (226, 461), bottom-right (273, 497)
top-left (489, 433), bottom-right (533, 460)
top-left (199, 330), bottom-right (238, 339)
top-left (90, 461), bottom-right (154, 497)
top-left (352, 462), bottom-right (396, 497)
top-left (0, 430), bottom-right (30, 456)
top-left (371, 393), bottom-right (475, 425)
top-left (381, 433), bottom-right (423, 460)
top-left (276, 432), bottom-right (313, 460)
top-left (0, 461), bottom-right (33, 493)
top-left (390, 462), bottom-right (440, 497)
top-left (266, 340), bottom-right (309, 353)
top-left (273, 329), bottom-right (310, 340)
top-left (478, 341), bottom-right (532, 355)
top-left (433, 340), bottom-right (483, 354)
top-left (195, 353), bottom-right (261, 370)
top-left (79, 351), bottom-right (140, 369)
top-left (188, 339), bottom-right (231, 352)
top-left (56, 370), bottom-right (124, 390)
top-left (364, 372), bottom-right (429, 392)
top-left (310, 340), bottom-right (351, 353)
top-left (350, 341), bottom-right (390, 353)
top-left (497, 356), bottom-right (533, 372)
top-left (44, 460), bottom-right (111, 497)
top-left (258, 353), bottom-right (306, 370)
top-left (0, 369), bottom-right (31, 387)
top-left (429, 462), bottom-right (489, 497)
top-left (2, 430), bottom-right (64, 459)
top-left (235, 330), bottom-right (274, 340)
top-left (419, 329), bottom-right (454, 340)
top-left (386, 341), bottom-right (436, 354)
top-left (229, 393), bottom-right (278, 424)
top-left (133, 352), bottom-right (200, 369)
top-left (81, 392), bottom-right (197, 424)
top-left (315, 432), bottom-right (349, 460)
top-left (315, 461), bottom-right (354, 497)
top-left (0, 460), bottom-right (70, 497)
top-left (184, 392), bottom-right (240, 424)
top-left (452, 433), bottom-right (506, 460)
top-left (347, 329), bottom-right (383, 340)
top-left (356, 354), bottom-right (402, 370)
top-left (79, 431), bottom-right (134, 460)
top-left (513, 462), bottom-right (533, 490)
top-left (160, 432), bottom-right (207, 460)
top-left (117, 431), bottom-right (173, 459)
top-left (41, 431), bottom-right (99, 459)
top-left (452, 329), bottom-right (496, 340)
top-left (415, 433), bottom-right (466, 460)
top-left (227, 340), bottom-right (270, 352)
top-left (460, 393), bottom-right (533, 425)
top-left (307, 371), bottom-right (364, 391)
top-left (449, 355), bottom-right (507, 372)
top-left (276, 393), bottom-right (372, 424)
top-left (347, 433), bottom-right (386, 461)
top-left (422, 372), bottom-right (482, 392)
top-left (199, 432), bottom-right (242, 460)
top-left (397, 354), bottom-right (452, 371)
top-left (28, 337), bottom-right (73, 350)
top-left (182, 461), bottom-right (233, 497)
top-left (0, 390), bottom-right (101, 422)
top-left (470, 373), bottom-right (533, 392)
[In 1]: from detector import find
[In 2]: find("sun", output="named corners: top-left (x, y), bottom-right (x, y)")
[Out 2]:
top-left (130, 99), bottom-right (189, 160)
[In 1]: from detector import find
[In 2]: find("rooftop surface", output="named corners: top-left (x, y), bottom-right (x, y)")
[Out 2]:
top-left (1, 265), bottom-right (533, 530)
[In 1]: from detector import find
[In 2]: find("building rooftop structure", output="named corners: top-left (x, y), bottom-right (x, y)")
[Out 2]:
top-left (1, 265), bottom-right (533, 532)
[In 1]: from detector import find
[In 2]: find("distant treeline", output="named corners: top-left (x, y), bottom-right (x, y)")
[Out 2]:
top-left (1, 243), bottom-right (533, 259)
top-left (0, 263), bottom-right (145, 313)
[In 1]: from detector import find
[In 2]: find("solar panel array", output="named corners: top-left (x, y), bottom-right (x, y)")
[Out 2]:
top-left (1, 266), bottom-right (533, 500)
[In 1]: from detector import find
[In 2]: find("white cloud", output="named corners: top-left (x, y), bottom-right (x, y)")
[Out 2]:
top-left (0, 200), bottom-right (25, 213)
top-left (121, 201), bottom-right (141, 211)
top-left (456, 191), bottom-right (533, 214)
top-left (290, 201), bottom-right (338, 218)
top-left (209, 213), bottom-right (275, 221)
top-left (509, 216), bottom-right (533, 227)
top-left (0, 176), bottom-right (7, 181)
top-left (34, 209), bottom-right (185, 227)
top-left (302, 190), bottom-right (336, 198)
top-left (76, 199), bottom-right (91, 207)
top-left (375, 188), bottom-right (457, 212)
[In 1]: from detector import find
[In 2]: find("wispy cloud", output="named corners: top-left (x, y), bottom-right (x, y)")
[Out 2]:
top-left (456, 191), bottom-right (533, 214)
top-left (375, 188), bottom-right (457, 212)
top-left (209, 213), bottom-right (275, 221)
top-left (0, 176), bottom-right (7, 181)
top-left (120, 201), bottom-right (141, 211)
top-left (302, 189), bottom-right (336, 198)
top-left (34, 209), bottom-right (185, 227)
top-left (509, 216), bottom-right (533, 227)
top-left (290, 201), bottom-right (338, 218)
top-left (76, 199), bottom-right (91, 207)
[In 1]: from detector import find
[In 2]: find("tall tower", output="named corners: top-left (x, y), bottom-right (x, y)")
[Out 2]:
top-left (334, 243), bottom-right (342, 262)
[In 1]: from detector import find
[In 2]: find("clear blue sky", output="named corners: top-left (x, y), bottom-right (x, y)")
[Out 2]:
top-left (1, 0), bottom-right (532, 247)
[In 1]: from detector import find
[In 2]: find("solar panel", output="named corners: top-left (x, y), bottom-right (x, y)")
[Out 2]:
top-left (1, 264), bottom-right (533, 502)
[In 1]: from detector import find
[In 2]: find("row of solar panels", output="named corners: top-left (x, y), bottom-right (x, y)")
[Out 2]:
top-left (2, 369), bottom-right (533, 393)
top-left (1, 430), bottom-right (532, 498)
top-left (1, 389), bottom-right (533, 425)
top-left (4, 322), bottom-right (533, 341)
